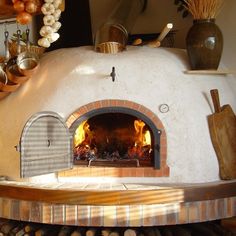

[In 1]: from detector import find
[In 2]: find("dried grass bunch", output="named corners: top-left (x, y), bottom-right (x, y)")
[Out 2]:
top-left (184, 0), bottom-right (224, 19)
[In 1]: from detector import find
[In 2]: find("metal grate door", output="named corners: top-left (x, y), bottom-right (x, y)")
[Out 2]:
top-left (19, 111), bottom-right (73, 178)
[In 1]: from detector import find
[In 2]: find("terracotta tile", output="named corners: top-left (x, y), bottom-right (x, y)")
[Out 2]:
top-left (143, 205), bottom-right (154, 226)
top-left (42, 203), bottom-right (52, 224)
top-left (208, 200), bottom-right (216, 220)
top-left (90, 167), bottom-right (105, 177)
top-left (144, 167), bottom-right (155, 177)
top-left (199, 200), bottom-right (207, 221)
top-left (122, 100), bottom-right (128, 107)
top-left (160, 137), bottom-right (167, 147)
top-left (90, 206), bottom-right (102, 226)
top-left (116, 205), bottom-right (129, 227)
top-left (160, 147), bottom-right (167, 156)
top-left (104, 167), bottom-right (119, 177)
top-left (94, 101), bottom-right (102, 109)
top-left (145, 110), bottom-right (156, 121)
top-left (86, 103), bottom-right (95, 112)
top-left (135, 167), bottom-right (145, 177)
top-left (216, 198), bottom-right (226, 219)
top-left (2, 198), bottom-right (11, 219)
top-left (129, 205), bottom-right (142, 226)
top-left (110, 100), bottom-right (117, 106)
top-left (116, 99), bottom-right (125, 107)
top-left (30, 201), bottom-right (42, 222)
top-left (52, 204), bottom-right (65, 225)
top-left (11, 199), bottom-right (20, 220)
top-left (232, 197), bottom-right (236, 216)
top-left (65, 205), bottom-right (77, 225)
top-left (125, 101), bottom-right (134, 109)
top-left (179, 203), bottom-right (188, 224)
top-left (188, 202), bottom-right (200, 223)
top-left (20, 200), bottom-right (30, 221)
top-left (0, 198), bottom-right (2, 216)
top-left (79, 105), bottom-right (89, 114)
top-left (103, 206), bottom-right (116, 226)
top-left (153, 204), bottom-right (167, 226)
top-left (154, 169), bottom-right (163, 177)
top-left (101, 100), bottom-right (111, 107)
top-left (77, 205), bottom-right (90, 226)
top-left (138, 106), bottom-right (147, 115)
top-left (167, 203), bottom-right (180, 225)
top-left (121, 168), bottom-right (135, 177)
top-left (131, 102), bottom-right (141, 111)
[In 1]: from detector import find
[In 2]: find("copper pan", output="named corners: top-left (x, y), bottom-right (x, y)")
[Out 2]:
top-left (16, 29), bottom-right (39, 77)
top-left (17, 51), bottom-right (39, 76)
top-left (6, 57), bottom-right (29, 84)
top-left (0, 30), bottom-right (21, 92)
top-left (6, 29), bottom-right (30, 84)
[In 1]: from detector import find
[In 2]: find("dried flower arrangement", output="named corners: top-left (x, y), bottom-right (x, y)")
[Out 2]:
top-left (183, 0), bottom-right (224, 19)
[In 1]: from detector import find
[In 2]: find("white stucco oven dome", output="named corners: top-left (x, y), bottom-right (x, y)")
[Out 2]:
top-left (0, 45), bottom-right (235, 183)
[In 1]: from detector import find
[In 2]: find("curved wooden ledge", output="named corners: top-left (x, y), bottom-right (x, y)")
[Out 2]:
top-left (1, 180), bottom-right (236, 226)
top-left (0, 180), bottom-right (236, 205)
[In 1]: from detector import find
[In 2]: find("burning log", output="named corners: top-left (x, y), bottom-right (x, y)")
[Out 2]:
top-left (71, 229), bottom-right (82, 236)
top-left (124, 229), bottom-right (137, 236)
top-left (101, 229), bottom-right (111, 236)
top-left (0, 221), bottom-right (18, 235)
top-left (86, 228), bottom-right (97, 236)
top-left (58, 226), bottom-right (74, 236)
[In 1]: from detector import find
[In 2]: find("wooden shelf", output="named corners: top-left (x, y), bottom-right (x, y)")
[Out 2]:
top-left (184, 70), bottom-right (235, 75)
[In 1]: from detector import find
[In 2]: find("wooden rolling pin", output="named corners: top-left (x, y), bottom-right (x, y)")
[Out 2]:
top-left (148, 23), bottom-right (173, 48)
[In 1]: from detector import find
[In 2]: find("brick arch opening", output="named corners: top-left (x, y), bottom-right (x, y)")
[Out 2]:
top-left (61, 99), bottom-right (169, 177)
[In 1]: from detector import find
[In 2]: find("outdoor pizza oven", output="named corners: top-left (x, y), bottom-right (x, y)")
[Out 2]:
top-left (0, 45), bottom-right (235, 183)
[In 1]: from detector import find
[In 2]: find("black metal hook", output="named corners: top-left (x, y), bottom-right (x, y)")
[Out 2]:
top-left (110, 66), bottom-right (116, 82)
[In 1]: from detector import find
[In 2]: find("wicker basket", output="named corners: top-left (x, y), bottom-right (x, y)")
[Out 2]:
top-left (9, 41), bottom-right (46, 58)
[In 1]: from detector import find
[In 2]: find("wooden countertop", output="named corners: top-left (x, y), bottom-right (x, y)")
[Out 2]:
top-left (0, 180), bottom-right (236, 205)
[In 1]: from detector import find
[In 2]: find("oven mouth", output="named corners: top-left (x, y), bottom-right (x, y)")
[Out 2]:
top-left (70, 107), bottom-right (161, 169)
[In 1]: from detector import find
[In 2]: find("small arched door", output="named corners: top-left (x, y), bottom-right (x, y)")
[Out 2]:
top-left (19, 111), bottom-right (73, 178)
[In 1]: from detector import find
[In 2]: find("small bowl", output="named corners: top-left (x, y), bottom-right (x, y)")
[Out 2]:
top-left (0, 67), bottom-right (21, 93)
top-left (17, 51), bottom-right (39, 77)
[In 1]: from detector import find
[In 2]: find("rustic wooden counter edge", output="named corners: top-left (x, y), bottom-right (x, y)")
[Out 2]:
top-left (0, 180), bottom-right (236, 205)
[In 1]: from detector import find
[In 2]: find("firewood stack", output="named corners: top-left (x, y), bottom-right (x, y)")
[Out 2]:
top-left (0, 217), bottom-right (234, 235)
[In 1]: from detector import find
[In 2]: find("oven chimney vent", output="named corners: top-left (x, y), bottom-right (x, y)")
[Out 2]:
top-left (94, 0), bottom-right (147, 53)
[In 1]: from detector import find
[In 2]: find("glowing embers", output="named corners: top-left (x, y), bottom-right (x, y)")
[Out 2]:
top-left (73, 113), bottom-right (153, 167)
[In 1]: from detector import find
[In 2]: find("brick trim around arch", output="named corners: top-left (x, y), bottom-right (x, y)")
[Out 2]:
top-left (60, 99), bottom-right (169, 178)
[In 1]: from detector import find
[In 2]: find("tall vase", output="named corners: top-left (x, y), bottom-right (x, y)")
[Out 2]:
top-left (186, 19), bottom-right (223, 70)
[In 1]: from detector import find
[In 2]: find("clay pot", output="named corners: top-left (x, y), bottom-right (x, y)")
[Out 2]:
top-left (186, 19), bottom-right (223, 70)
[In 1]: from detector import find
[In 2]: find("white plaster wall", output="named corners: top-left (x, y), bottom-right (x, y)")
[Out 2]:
top-left (0, 46), bottom-right (235, 183)
top-left (217, 0), bottom-right (236, 70)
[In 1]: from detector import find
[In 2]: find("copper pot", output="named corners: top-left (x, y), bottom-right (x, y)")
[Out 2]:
top-left (6, 57), bottom-right (29, 84)
top-left (0, 62), bottom-right (21, 93)
top-left (16, 51), bottom-right (39, 77)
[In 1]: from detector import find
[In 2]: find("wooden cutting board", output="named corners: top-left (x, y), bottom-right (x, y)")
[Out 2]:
top-left (208, 89), bottom-right (236, 180)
